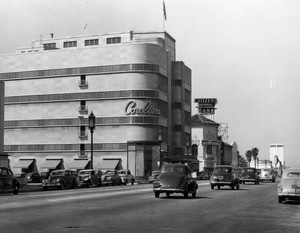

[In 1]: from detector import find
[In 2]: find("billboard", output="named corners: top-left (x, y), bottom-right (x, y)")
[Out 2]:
top-left (194, 98), bottom-right (218, 115)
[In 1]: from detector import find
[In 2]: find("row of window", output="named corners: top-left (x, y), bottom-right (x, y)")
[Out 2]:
top-left (0, 63), bottom-right (161, 81)
top-left (43, 37), bottom-right (121, 50)
top-left (4, 143), bottom-right (127, 152)
top-left (4, 116), bottom-right (163, 128)
top-left (5, 90), bottom-right (163, 104)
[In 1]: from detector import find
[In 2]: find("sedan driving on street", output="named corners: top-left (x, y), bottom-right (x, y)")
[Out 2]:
top-left (260, 168), bottom-right (276, 182)
top-left (153, 164), bottom-right (198, 198)
top-left (239, 167), bottom-right (260, 184)
top-left (118, 169), bottom-right (135, 185)
top-left (210, 165), bottom-right (240, 190)
top-left (278, 168), bottom-right (300, 203)
top-left (78, 169), bottom-right (101, 188)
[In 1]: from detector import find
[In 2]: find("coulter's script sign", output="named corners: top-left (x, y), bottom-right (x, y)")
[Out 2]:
top-left (125, 100), bottom-right (161, 116)
top-left (194, 98), bottom-right (218, 115)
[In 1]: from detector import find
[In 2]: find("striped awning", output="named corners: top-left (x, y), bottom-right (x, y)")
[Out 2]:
top-left (68, 159), bottom-right (90, 169)
top-left (13, 159), bottom-right (35, 168)
top-left (40, 159), bottom-right (62, 169)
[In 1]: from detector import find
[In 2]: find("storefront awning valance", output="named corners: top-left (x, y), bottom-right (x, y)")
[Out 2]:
top-left (40, 159), bottom-right (62, 169)
top-left (98, 159), bottom-right (121, 170)
top-left (68, 159), bottom-right (90, 169)
top-left (13, 159), bottom-right (35, 168)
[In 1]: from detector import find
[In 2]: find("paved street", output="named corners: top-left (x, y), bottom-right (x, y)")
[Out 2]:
top-left (0, 181), bottom-right (300, 233)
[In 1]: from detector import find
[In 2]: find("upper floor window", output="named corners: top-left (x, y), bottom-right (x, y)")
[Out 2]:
top-left (43, 43), bottom-right (57, 50)
top-left (107, 37), bottom-right (121, 44)
top-left (63, 41), bottom-right (77, 48)
top-left (85, 39), bottom-right (99, 46)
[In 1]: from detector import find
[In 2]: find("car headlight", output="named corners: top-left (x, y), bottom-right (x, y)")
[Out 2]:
top-left (83, 177), bottom-right (89, 181)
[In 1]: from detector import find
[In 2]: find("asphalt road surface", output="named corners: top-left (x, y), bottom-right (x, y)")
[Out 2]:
top-left (0, 180), bottom-right (300, 233)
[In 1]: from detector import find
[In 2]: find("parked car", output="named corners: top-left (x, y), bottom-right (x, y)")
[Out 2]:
top-left (197, 171), bottom-right (211, 180)
top-left (259, 168), bottom-right (276, 182)
top-left (278, 168), bottom-right (300, 203)
top-left (234, 167), bottom-right (244, 178)
top-left (26, 172), bottom-right (42, 183)
top-left (118, 169), bottom-right (135, 185)
top-left (78, 169), bottom-right (101, 188)
top-left (101, 169), bottom-right (122, 186)
top-left (42, 169), bottom-right (79, 190)
top-left (239, 167), bottom-right (259, 184)
top-left (210, 165), bottom-right (240, 190)
top-left (0, 167), bottom-right (21, 195)
top-left (148, 170), bottom-right (160, 183)
top-left (153, 164), bottom-right (198, 198)
top-left (41, 171), bottom-right (50, 180)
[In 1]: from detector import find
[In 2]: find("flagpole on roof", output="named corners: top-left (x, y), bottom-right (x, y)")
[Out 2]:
top-left (162, 0), bottom-right (167, 32)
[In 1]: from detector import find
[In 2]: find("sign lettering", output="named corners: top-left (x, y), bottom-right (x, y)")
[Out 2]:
top-left (125, 101), bottom-right (161, 116)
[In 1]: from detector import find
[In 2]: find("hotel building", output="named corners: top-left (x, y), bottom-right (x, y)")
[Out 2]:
top-left (0, 31), bottom-right (191, 177)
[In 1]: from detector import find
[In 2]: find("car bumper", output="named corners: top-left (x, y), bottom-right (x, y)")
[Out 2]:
top-left (42, 183), bottom-right (60, 188)
top-left (153, 187), bottom-right (186, 193)
top-left (240, 179), bottom-right (256, 182)
top-left (210, 181), bottom-right (232, 185)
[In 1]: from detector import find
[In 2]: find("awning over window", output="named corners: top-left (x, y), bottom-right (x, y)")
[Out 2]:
top-left (40, 159), bottom-right (62, 169)
top-left (98, 159), bottom-right (122, 170)
top-left (13, 159), bottom-right (35, 168)
top-left (68, 159), bottom-right (90, 169)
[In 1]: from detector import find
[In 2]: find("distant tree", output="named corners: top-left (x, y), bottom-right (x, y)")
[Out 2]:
top-left (252, 147), bottom-right (259, 168)
top-left (239, 156), bottom-right (248, 167)
top-left (245, 150), bottom-right (252, 166)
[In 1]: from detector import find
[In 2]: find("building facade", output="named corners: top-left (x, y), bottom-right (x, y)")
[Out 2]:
top-left (0, 31), bottom-right (191, 176)
top-left (270, 144), bottom-right (284, 168)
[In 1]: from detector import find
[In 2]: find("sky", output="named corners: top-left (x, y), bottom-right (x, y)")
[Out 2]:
top-left (0, 0), bottom-right (299, 166)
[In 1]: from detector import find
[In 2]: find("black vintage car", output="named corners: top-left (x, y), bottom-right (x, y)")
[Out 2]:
top-left (78, 169), bottom-right (101, 188)
top-left (0, 167), bottom-right (21, 195)
top-left (210, 165), bottom-right (240, 190)
top-left (239, 167), bottom-right (260, 184)
top-left (153, 164), bottom-right (198, 198)
top-left (42, 169), bottom-right (79, 190)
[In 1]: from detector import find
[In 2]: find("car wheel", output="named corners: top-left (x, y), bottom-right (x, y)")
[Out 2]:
top-left (211, 184), bottom-right (214, 189)
top-left (231, 182), bottom-right (234, 190)
top-left (183, 191), bottom-right (188, 199)
top-left (131, 179), bottom-right (135, 185)
top-left (192, 191), bottom-right (196, 198)
top-left (59, 182), bottom-right (65, 190)
top-left (166, 192), bottom-right (170, 197)
top-left (236, 184), bottom-right (240, 190)
top-left (13, 184), bottom-right (19, 195)
top-left (278, 196), bottom-right (283, 203)
top-left (217, 185), bottom-right (220, 190)
top-left (155, 192), bottom-right (160, 198)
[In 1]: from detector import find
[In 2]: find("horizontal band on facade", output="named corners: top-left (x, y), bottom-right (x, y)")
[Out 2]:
top-left (4, 116), bottom-right (168, 128)
top-left (5, 89), bottom-right (167, 105)
top-left (4, 143), bottom-right (127, 152)
top-left (0, 63), bottom-right (166, 81)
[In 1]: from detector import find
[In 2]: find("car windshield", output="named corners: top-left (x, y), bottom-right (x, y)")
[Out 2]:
top-left (105, 170), bottom-right (115, 175)
top-left (79, 171), bottom-right (91, 175)
top-left (51, 171), bottom-right (64, 176)
top-left (242, 168), bottom-right (256, 173)
top-left (161, 165), bottom-right (188, 174)
top-left (214, 167), bottom-right (232, 174)
top-left (287, 172), bottom-right (300, 178)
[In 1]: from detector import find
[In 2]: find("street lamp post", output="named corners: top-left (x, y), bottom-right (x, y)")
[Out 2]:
top-left (186, 137), bottom-right (190, 166)
top-left (88, 111), bottom-right (96, 169)
top-left (237, 151), bottom-right (241, 167)
top-left (158, 129), bottom-right (162, 169)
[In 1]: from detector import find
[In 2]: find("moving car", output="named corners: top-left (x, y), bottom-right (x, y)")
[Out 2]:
top-left (153, 164), bottom-right (198, 198)
top-left (118, 169), bottom-right (135, 185)
top-left (101, 169), bottom-right (122, 186)
top-left (278, 168), bottom-right (300, 203)
top-left (210, 165), bottom-right (240, 190)
top-left (78, 169), bottom-right (101, 188)
top-left (42, 169), bottom-right (79, 190)
top-left (0, 167), bottom-right (21, 195)
top-left (148, 170), bottom-right (160, 183)
top-left (26, 172), bottom-right (42, 183)
top-left (259, 168), bottom-right (276, 182)
top-left (197, 171), bottom-right (211, 180)
top-left (239, 167), bottom-right (259, 184)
